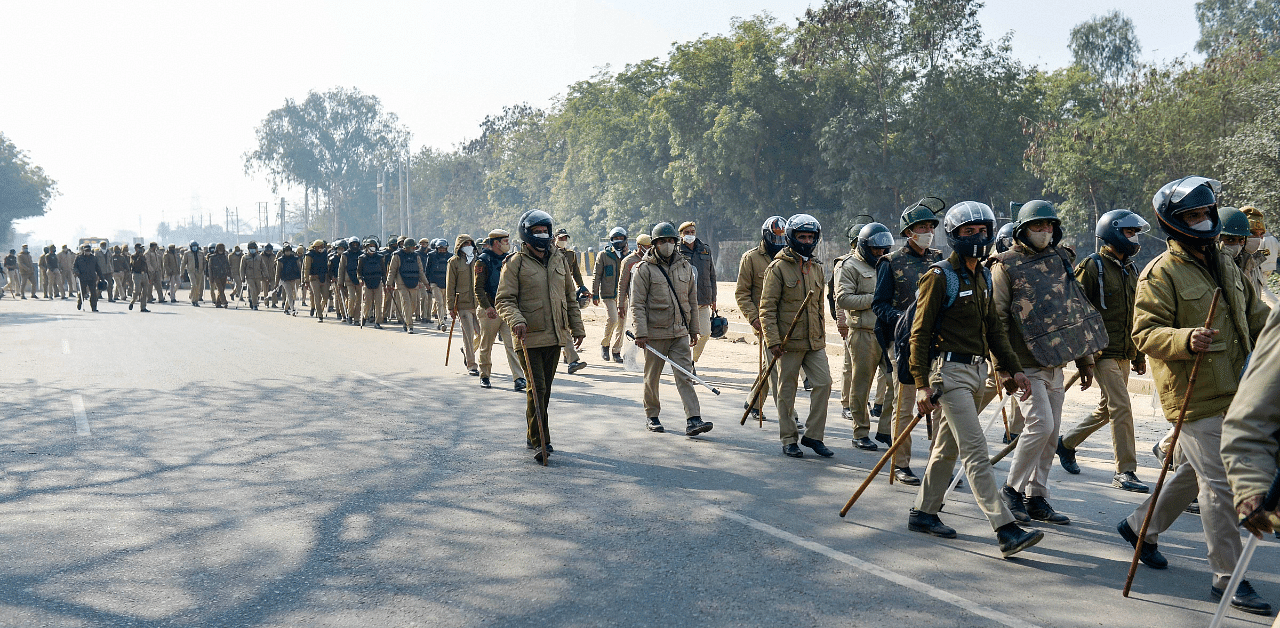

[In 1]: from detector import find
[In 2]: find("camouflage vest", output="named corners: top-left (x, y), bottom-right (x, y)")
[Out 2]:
top-left (995, 246), bottom-right (1108, 367)
top-left (884, 246), bottom-right (943, 312)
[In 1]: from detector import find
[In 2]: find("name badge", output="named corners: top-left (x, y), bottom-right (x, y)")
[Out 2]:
top-left (958, 289), bottom-right (973, 297)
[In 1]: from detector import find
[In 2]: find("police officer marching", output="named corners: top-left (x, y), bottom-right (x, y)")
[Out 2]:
top-left (474, 229), bottom-right (527, 391)
top-left (593, 227), bottom-right (630, 363)
top-left (387, 237), bottom-right (422, 332)
top-left (302, 240), bottom-right (332, 322)
top-left (497, 210), bottom-right (587, 463)
top-left (337, 237), bottom-right (363, 324)
top-left (357, 238), bottom-right (386, 329)
top-left (836, 222), bottom-right (896, 452)
top-left (631, 222), bottom-right (712, 437)
top-left (275, 244), bottom-right (302, 315)
top-left (446, 233), bottom-right (481, 375)
top-left (1056, 209), bottom-right (1152, 493)
top-left (737, 217), bottom-right (789, 425)
top-left (760, 214), bottom-right (834, 459)
top-left (242, 241), bottom-right (269, 310)
top-left (182, 241), bottom-right (203, 306)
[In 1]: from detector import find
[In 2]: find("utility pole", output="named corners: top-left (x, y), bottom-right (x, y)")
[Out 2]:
top-left (406, 153), bottom-right (413, 236)
top-left (398, 161), bottom-right (406, 235)
top-left (378, 170), bottom-right (386, 244)
top-left (279, 198), bottom-right (286, 243)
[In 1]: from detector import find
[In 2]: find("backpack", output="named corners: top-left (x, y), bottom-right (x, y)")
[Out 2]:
top-left (892, 260), bottom-right (991, 386)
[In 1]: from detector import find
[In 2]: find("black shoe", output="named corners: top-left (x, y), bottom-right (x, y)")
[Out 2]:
top-left (192, 301), bottom-right (199, 306)
top-left (870, 403), bottom-right (883, 418)
top-left (1002, 485), bottom-right (1031, 523)
top-left (893, 467), bottom-right (921, 486)
top-left (567, 361), bottom-right (587, 374)
top-left (646, 417), bottom-right (664, 433)
top-left (841, 407), bottom-right (853, 420)
top-left (1186, 498), bottom-right (1200, 514)
top-left (1112, 471), bottom-right (1149, 493)
top-left (803, 377), bottom-right (812, 392)
top-left (800, 436), bottom-right (833, 457)
top-left (686, 416), bottom-right (713, 436)
top-left (1211, 580), bottom-right (1272, 616)
top-left (908, 509), bottom-right (957, 538)
top-left (1026, 496), bottom-right (1070, 524)
top-left (76, 299), bottom-right (82, 310)
top-left (874, 432), bottom-right (893, 446)
top-left (480, 377), bottom-right (492, 389)
top-left (373, 323), bottom-right (382, 329)
top-left (996, 523), bottom-right (1043, 558)
top-left (525, 440), bottom-right (553, 453)
top-left (533, 447), bottom-right (548, 464)
top-left (852, 437), bottom-right (878, 451)
top-left (1056, 437), bottom-right (1081, 474)
top-left (468, 368), bottom-right (480, 377)
top-left (783, 443), bottom-right (804, 458)
top-left (613, 352), bottom-right (623, 363)
top-left (514, 378), bottom-right (526, 392)
top-left (140, 307), bottom-right (149, 312)
top-left (128, 302), bottom-right (134, 310)
top-left (601, 347), bottom-right (610, 361)
top-left (91, 308), bottom-right (97, 312)
top-left (1117, 519), bottom-right (1168, 569)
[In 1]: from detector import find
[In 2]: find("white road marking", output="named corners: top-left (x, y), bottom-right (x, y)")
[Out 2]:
top-left (71, 395), bottom-right (91, 435)
top-left (351, 371), bottom-right (421, 398)
top-left (712, 508), bottom-right (1042, 628)
top-left (61, 339), bottom-right (70, 354)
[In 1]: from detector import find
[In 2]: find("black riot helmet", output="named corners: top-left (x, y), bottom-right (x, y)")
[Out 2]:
top-left (1152, 176), bottom-right (1221, 246)
top-left (943, 201), bottom-right (997, 259)
top-left (1095, 209), bottom-right (1150, 257)
top-left (856, 222), bottom-right (894, 261)
top-left (994, 222), bottom-right (1017, 254)
top-left (761, 215), bottom-right (787, 256)
top-left (518, 210), bottom-right (555, 251)
top-left (785, 213), bottom-right (822, 258)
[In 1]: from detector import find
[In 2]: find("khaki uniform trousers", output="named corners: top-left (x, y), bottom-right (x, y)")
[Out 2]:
top-left (562, 339), bottom-right (581, 364)
top-left (4, 271), bottom-right (15, 297)
top-left (1005, 366), bottom-right (1064, 498)
top-left (129, 272), bottom-right (151, 308)
top-left (361, 285), bottom-right (383, 323)
top-left (478, 310), bottom-right (525, 380)
top-left (775, 349), bottom-right (831, 445)
top-left (310, 279), bottom-right (332, 320)
top-left (888, 352), bottom-right (923, 468)
top-left (342, 278), bottom-right (362, 320)
top-left (844, 329), bottom-right (879, 440)
top-left (166, 274), bottom-right (180, 302)
top-left (188, 271), bottom-right (204, 303)
top-left (280, 279), bottom-right (298, 313)
top-left (113, 271), bottom-right (128, 299)
top-left (61, 268), bottom-right (74, 295)
top-left (381, 286), bottom-right (395, 320)
top-left (1061, 358), bottom-right (1137, 473)
top-left (248, 278), bottom-right (268, 308)
top-left (20, 270), bottom-right (36, 297)
top-left (691, 304), bottom-right (713, 361)
top-left (210, 275), bottom-right (228, 306)
top-left (422, 283), bottom-right (446, 321)
top-left (455, 309), bottom-right (480, 370)
top-left (873, 362), bottom-right (895, 431)
top-left (642, 336), bottom-right (701, 419)
top-left (601, 299), bottom-right (625, 353)
top-left (518, 344), bottom-right (560, 448)
top-left (42, 269), bottom-right (57, 298)
top-left (915, 359), bottom-right (1016, 530)
top-left (1124, 414), bottom-right (1241, 589)
top-left (395, 285), bottom-right (418, 329)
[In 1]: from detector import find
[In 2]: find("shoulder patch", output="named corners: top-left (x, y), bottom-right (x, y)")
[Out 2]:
top-left (931, 268), bottom-right (941, 274)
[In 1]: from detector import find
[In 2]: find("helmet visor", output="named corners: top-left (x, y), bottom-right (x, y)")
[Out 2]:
top-left (864, 231), bottom-right (894, 249)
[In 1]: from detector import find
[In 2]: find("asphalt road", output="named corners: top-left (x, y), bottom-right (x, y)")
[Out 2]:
top-left (0, 294), bottom-right (1275, 628)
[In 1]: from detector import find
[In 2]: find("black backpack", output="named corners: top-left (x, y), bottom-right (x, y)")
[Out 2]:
top-left (893, 260), bottom-right (991, 386)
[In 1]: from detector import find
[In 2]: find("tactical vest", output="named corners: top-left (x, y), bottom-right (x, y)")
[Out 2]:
top-left (478, 250), bottom-right (504, 301)
top-left (209, 253), bottom-right (230, 278)
top-left (305, 250), bottom-right (328, 280)
top-left (327, 252), bottom-right (341, 279)
top-left (396, 250), bottom-right (420, 289)
top-left (278, 255), bottom-right (301, 281)
top-left (994, 247), bottom-right (1108, 367)
top-left (358, 253), bottom-right (384, 288)
top-left (46, 254), bottom-right (59, 270)
top-left (344, 249), bottom-right (361, 282)
top-left (885, 246), bottom-right (943, 312)
top-left (4, 255), bottom-right (15, 270)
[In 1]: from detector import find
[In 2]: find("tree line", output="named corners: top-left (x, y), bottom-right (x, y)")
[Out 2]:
top-left (236, 0), bottom-right (1280, 257)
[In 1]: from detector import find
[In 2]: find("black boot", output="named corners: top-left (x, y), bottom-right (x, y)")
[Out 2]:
top-left (685, 416), bottom-right (713, 436)
top-left (852, 437), bottom-right (878, 451)
top-left (1056, 437), bottom-right (1080, 474)
top-left (514, 378), bottom-right (526, 392)
top-left (612, 352), bottom-right (623, 363)
top-left (1026, 495), bottom-right (1070, 524)
top-left (800, 436), bottom-right (833, 457)
top-left (1211, 580), bottom-right (1272, 616)
top-left (601, 346), bottom-right (610, 361)
top-left (893, 467), bottom-right (921, 486)
top-left (782, 443), bottom-right (804, 458)
top-left (908, 509), bottom-right (956, 538)
top-left (996, 523), bottom-right (1043, 558)
top-left (1117, 519), bottom-right (1167, 569)
top-left (870, 403), bottom-right (883, 418)
top-left (1001, 485), bottom-right (1031, 523)
top-left (646, 417), bottom-right (664, 433)
top-left (874, 432), bottom-right (893, 446)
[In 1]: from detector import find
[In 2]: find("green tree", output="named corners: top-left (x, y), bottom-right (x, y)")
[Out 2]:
top-left (1196, 0), bottom-right (1280, 54)
top-left (1069, 11), bottom-right (1141, 84)
top-left (1219, 81), bottom-right (1280, 211)
top-left (0, 133), bottom-right (57, 245)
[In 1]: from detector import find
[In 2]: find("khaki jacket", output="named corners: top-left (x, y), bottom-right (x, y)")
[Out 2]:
top-left (835, 251), bottom-right (877, 331)
top-left (592, 247), bottom-right (626, 299)
top-left (182, 249), bottom-right (203, 278)
top-left (630, 248), bottom-right (700, 340)
top-left (446, 235), bottom-right (477, 312)
top-left (18, 251), bottom-right (33, 272)
top-left (58, 248), bottom-right (75, 273)
top-left (242, 252), bottom-right (269, 280)
top-left (228, 252), bottom-right (243, 278)
top-left (163, 250), bottom-right (180, 275)
top-left (496, 248), bottom-right (585, 350)
top-left (1135, 239), bottom-right (1268, 423)
top-left (760, 247), bottom-right (826, 352)
top-left (1222, 303), bottom-right (1280, 509)
top-left (145, 249), bottom-right (164, 275)
top-left (617, 249), bottom-right (644, 312)
top-left (735, 242), bottom-right (774, 325)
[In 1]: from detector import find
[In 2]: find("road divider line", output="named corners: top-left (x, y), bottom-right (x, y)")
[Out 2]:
top-left (62, 339), bottom-right (70, 354)
top-left (712, 508), bottom-right (1042, 628)
top-left (71, 395), bottom-right (90, 436)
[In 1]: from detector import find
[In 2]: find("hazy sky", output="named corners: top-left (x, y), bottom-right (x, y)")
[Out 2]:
top-left (2, 0), bottom-right (1202, 245)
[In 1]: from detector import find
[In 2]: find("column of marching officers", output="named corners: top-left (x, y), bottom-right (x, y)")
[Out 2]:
top-left (6, 175), bottom-right (1280, 617)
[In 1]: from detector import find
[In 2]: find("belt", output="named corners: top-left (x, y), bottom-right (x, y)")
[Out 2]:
top-left (942, 351), bottom-right (985, 365)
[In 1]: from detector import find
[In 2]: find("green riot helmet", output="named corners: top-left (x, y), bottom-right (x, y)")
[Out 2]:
top-left (1218, 206), bottom-right (1251, 238)
top-left (651, 222), bottom-right (679, 240)
top-left (899, 197), bottom-right (944, 236)
top-left (1012, 200), bottom-right (1063, 249)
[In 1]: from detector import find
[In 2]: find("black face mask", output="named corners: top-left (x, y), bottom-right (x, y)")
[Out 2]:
top-left (612, 240), bottom-right (626, 251)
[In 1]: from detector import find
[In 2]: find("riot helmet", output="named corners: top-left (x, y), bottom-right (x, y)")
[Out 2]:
top-left (785, 213), bottom-right (822, 258)
top-left (900, 197), bottom-right (944, 236)
top-left (1012, 200), bottom-right (1062, 250)
top-left (761, 216), bottom-right (787, 256)
top-left (1218, 206), bottom-right (1251, 238)
top-left (518, 210), bottom-right (555, 251)
top-left (856, 222), bottom-right (894, 262)
top-left (994, 222), bottom-right (1017, 254)
top-left (1095, 209), bottom-right (1150, 257)
top-left (1152, 176), bottom-right (1221, 245)
top-left (943, 202), bottom-right (997, 259)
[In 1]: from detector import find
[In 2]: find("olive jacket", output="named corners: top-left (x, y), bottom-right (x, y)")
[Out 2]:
top-left (630, 248), bottom-right (700, 340)
top-left (496, 248), bottom-right (585, 350)
top-left (760, 247), bottom-right (826, 352)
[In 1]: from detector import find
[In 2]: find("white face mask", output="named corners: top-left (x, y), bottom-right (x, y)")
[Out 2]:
top-left (1222, 243), bottom-right (1243, 258)
top-left (911, 232), bottom-right (933, 249)
top-left (461, 245), bottom-right (474, 256)
top-left (1245, 237), bottom-right (1263, 254)
top-left (1189, 219), bottom-right (1214, 232)
top-left (1027, 230), bottom-right (1052, 249)
top-left (1128, 235), bottom-right (1140, 244)
top-left (555, 238), bottom-right (568, 249)
top-left (657, 242), bottom-right (675, 257)
top-left (682, 234), bottom-right (696, 245)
